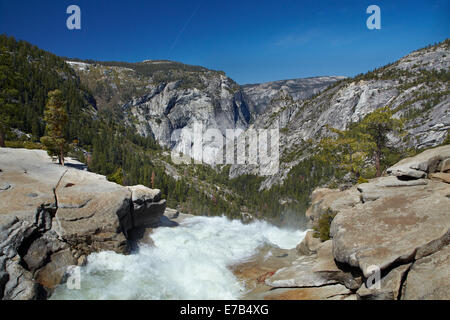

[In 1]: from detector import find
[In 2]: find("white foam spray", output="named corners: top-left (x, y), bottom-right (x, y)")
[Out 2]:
top-left (51, 216), bottom-right (306, 300)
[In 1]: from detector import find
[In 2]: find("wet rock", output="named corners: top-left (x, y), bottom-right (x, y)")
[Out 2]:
top-left (34, 249), bottom-right (77, 290)
top-left (266, 241), bottom-right (360, 290)
top-left (263, 284), bottom-right (353, 300)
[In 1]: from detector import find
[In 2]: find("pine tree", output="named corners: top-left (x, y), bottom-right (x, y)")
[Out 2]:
top-left (359, 106), bottom-right (404, 177)
top-left (317, 126), bottom-right (371, 180)
top-left (40, 90), bottom-right (69, 165)
top-left (318, 106), bottom-right (405, 179)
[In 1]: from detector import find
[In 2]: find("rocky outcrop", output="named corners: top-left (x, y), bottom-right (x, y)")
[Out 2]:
top-left (386, 145), bottom-right (450, 179)
top-left (230, 40), bottom-right (450, 189)
top-left (264, 144), bottom-right (450, 300)
top-left (331, 146), bottom-right (450, 287)
top-left (266, 240), bottom-right (360, 291)
top-left (356, 263), bottom-right (411, 300)
top-left (295, 230), bottom-right (322, 256)
top-left (0, 148), bottom-right (166, 299)
top-left (304, 187), bottom-right (360, 227)
top-left (129, 185), bottom-right (166, 228)
top-left (69, 60), bottom-right (253, 165)
top-left (401, 245), bottom-right (450, 300)
top-left (331, 178), bottom-right (449, 277)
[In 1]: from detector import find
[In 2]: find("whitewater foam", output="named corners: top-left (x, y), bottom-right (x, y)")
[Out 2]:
top-left (51, 215), bottom-right (306, 300)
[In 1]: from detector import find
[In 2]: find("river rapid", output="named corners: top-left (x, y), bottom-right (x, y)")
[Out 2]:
top-left (51, 215), bottom-right (306, 300)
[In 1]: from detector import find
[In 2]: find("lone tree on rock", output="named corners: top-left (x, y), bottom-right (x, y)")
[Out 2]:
top-left (319, 106), bottom-right (405, 179)
top-left (41, 90), bottom-right (69, 165)
top-left (359, 106), bottom-right (405, 177)
top-left (317, 125), bottom-right (372, 180)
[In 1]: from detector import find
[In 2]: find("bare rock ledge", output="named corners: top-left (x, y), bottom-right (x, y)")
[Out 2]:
top-left (265, 144), bottom-right (450, 300)
top-left (0, 148), bottom-right (167, 299)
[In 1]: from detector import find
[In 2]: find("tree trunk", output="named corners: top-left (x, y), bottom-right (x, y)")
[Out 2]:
top-left (59, 145), bottom-right (65, 166)
top-left (375, 149), bottom-right (381, 177)
top-left (0, 131), bottom-right (5, 148)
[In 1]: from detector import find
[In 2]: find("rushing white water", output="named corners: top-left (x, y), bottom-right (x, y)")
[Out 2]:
top-left (51, 216), bottom-right (306, 300)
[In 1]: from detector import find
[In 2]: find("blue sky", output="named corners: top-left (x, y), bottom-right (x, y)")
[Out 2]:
top-left (0, 0), bottom-right (448, 84)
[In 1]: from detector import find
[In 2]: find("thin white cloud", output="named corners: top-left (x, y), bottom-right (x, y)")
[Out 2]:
top-left (274, 29), bottom-right (321, 47)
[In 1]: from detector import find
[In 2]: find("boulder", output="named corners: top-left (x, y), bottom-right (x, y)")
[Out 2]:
top-left (130, 184), bottom-right (161, 203)
top-left (386, 145), bottom-right (450, 179)
top-left (34, 249), bottom-right (77, 290)
top-left (305, 187), bottom-right (360, 225)
top-left (23, 233), bottom-right (67, 272)
top-left (164, 207), bottom-right (180, 220)
top-left (401, 245), bottom-right (450, 300)
top-left (129, 185), bottom-right (166, 228)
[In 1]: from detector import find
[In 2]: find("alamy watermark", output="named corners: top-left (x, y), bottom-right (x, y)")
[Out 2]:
top-left (170, 123), bottom-right (280, 176)
top-left (65, 265), bottom-right (81, 290)
top-left (66, 5), bottom-right (81, 30)
top-left (366, 265), bottom-right (381, 289)
top-left (366, 5), bottom-right (381, 30)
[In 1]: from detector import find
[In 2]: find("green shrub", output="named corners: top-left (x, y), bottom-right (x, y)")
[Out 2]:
top-left (357, 176), bottom-right (369, 184)
top-left (313, 208), bottom-right (338, 241)
top-left (5, 140), bottom-right (43, 149)
top-left (107, 167), bottom-right (124, 185)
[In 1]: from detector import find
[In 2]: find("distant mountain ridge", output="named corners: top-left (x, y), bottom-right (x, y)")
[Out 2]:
top-left (229, 39), bottom-right (450, 189)
top-left (66, 57), bottom-right (342, 164)
top-left (242, 76), bottom-right (346, 115)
